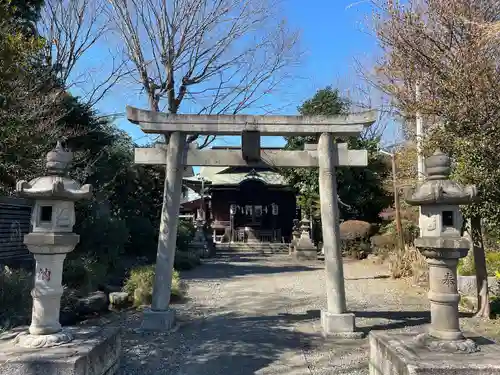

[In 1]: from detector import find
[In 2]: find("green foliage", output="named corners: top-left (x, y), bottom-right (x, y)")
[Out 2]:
top-left (370, 234), bottom-right (396, 259)
top-left (1, 0), bottom-right (44, 35)
top-left (381, 219), bottom-right (420, 245)
top-left (174, 249), bottom-right (201, 271)
top-left (63, 257), bottom-right (108, 294)
top-left (123, 265), bottom-right (183, 307)
top-left (75, 212), bottom-right (129, 271)
top-left (177, 221), bottom-right (196, 252)
top-left (0, 266), bottom-right (32, 328)
top-left (457, 252), bottom-right (500, 277)
top-left (489, 296), bottom-right (500, 319)
top-left (281, 87), bottom-right (392, 223)
top-left (338, 220), bottom-right (374, 260)
top-left (298, 86), bottom-right (350, 116)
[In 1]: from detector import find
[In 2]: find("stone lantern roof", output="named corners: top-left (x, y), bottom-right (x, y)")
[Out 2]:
top-left (404, 150), bottom-right (478, 206)
top-left (16, 140), bottom-right (92, 201)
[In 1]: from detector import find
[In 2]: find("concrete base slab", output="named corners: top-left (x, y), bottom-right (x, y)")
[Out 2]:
top-left (0, 325), bottom-right (121, 375)
top-left (294, 249), bottom-right (318, 261)
top-left (321, 310), bottom-right (363, 338)
top-left (141, 308), bottom-right (176, 331)
top-left (369, 331), bottom-right (500, 375)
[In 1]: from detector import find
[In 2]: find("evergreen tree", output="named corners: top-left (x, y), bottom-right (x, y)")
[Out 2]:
top-left (282, 87), bottom-right (391, 223)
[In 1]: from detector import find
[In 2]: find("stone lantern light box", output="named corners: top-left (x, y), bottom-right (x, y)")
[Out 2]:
top-left (407, 150), bottom-right (476, 240)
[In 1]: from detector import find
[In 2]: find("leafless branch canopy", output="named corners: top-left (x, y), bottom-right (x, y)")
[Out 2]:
top-left (39, 0), bottom-right (128, 106)
top-left (105, 0), bottom-right (300, 118)
top-left (369, 0), bottom-right (500, 139)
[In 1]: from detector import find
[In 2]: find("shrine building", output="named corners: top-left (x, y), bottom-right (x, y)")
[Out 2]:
top-left (181, 146), bottom-right (298, 244)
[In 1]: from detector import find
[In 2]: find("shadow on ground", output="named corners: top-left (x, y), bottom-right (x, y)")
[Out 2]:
top-left (276, 309), bottom-right (476, 333)
top-left (183, 253), bottom-right (322, 280)
top-left (277, 309), bottom-right (431, 331)
top-left (120, 311), bottom-right (330, 375)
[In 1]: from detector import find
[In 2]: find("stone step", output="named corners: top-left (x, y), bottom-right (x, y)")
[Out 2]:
top-left (216, 242), bottom-right (290, 254)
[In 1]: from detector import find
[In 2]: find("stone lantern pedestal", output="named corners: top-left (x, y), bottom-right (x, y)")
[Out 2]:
top-left (0, 141), bottom-right (121, 375)
top-left (294, 217), bottom-right (317, 261)
top-left (369, 150), bottom-right (500, 375)
top-left (203, 221), bottom-right (216, 257)
top-left (289, 219), bottom-right (300, 255)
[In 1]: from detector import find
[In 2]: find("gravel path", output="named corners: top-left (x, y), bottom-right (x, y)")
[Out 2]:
top-left (118, 252), bottom-right (430, 375)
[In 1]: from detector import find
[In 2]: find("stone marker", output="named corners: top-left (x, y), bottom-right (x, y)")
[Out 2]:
top-left (109, 291), bottom-right (130, 310)
top-left (369, 150), bottom-right (500, 375)
top-left (2, 141), bottom-right (121, 375)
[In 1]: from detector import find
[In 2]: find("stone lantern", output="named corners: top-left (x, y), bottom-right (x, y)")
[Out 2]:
top-left (403, 150), bottom-right (478, 353)
top-left (294, 216), bottom-right (317, 260)
top-left (14, 141), bottom-right (92, 348)
top-left (190, 212), bottom-right (208, 258)
top-left (367, 150), bottom-right (500, 375)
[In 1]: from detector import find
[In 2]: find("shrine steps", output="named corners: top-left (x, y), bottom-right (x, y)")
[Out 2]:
top-left (216, 242), bottom-right (289, 254)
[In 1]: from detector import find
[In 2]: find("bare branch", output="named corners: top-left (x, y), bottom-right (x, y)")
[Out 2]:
top-left (105, 0), bottom-right (301, 146)
top-left (39, 0), bottom-right (126, 105)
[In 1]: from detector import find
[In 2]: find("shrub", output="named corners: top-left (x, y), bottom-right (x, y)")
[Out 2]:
top-left (339, 220), bottom-right (374, 260)
top-left (457, 251), bottom-right (500, 277)
top-left (0, 266), bottom-right (32, 328)
top-left (370, 234), bottom-right (397, 260)
top-left (125, 216), bottom-right (158, 259)
top-left (389, 245), bottom-right (428, 284)
top-left (63, 257), bottom-right (108, 294)
top-left (340, 239), bottom-right (371, 260)
top-left (177, 221), bottom-right (195, 252)
top-left (174, 250), bottom-right (201, 271)
top-left (339, 220), bottom-right (373, 240)
top-left (123, 265), bottom-right (184, 307)
top-left (75, 213), bottom-right (129, 271)
top-left (382, 219), bottom-right (419, 245)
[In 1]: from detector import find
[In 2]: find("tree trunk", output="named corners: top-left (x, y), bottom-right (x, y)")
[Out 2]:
top-left (471, 216), bottom-right (490, 318)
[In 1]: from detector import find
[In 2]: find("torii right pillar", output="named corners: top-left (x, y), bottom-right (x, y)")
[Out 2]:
top-left (318, 133), bottom-right (361, 337)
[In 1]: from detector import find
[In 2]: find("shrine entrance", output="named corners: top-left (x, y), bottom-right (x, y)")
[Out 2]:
top-left (230, 179), bottom-right (286, 243)
top-left (129, 106), bottom-right (376, 337)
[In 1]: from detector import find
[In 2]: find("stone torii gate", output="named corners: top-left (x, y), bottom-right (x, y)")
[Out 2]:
top-left (127, 105), bottom-right (376, 336)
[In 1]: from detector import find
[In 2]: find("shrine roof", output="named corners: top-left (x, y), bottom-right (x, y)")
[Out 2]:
top-left (185, 167), bottom-right (288, 186)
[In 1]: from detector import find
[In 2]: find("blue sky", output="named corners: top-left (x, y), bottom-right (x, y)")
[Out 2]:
top-left (83, 0), bottom-right (400, 148)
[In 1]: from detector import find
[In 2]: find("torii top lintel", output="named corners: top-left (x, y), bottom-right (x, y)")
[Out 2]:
top-left (126, 106), bottom-right (377, 136)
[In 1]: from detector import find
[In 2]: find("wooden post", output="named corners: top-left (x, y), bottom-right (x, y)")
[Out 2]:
top-left (392, 153), bottom-right (405, 249)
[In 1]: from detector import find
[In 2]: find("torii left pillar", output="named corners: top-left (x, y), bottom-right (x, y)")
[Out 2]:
top-left (141, 132), bottom-right (187, 330)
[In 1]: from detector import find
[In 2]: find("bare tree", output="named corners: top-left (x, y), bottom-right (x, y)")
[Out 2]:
top-left (39, 0), bottom-right (128, 106)
top-left (105, 0), bottom-right (300, 146)
top-left (344, 79), bottom-right (394, 140)
top-left (368, 0), bottom-right (500, 318)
